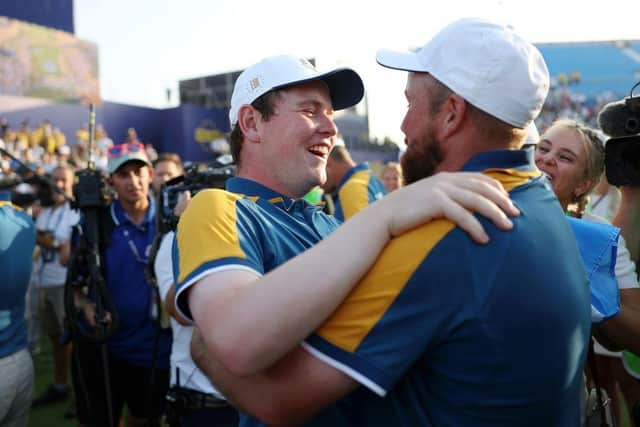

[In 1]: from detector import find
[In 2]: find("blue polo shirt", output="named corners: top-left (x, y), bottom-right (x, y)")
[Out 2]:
top-left (174, 177), bottom-right (341, 321)
top-left (301, 149), bottom-right (591, 426)
top-left (103, 198), bottom-right (171, 368)
top-left (333, 163), bottom-right (386, 222)
top-left (0, 192), bottom-right (36, 358)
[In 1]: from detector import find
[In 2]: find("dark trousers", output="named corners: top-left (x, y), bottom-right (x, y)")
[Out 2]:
top-left (71, 339), bottom-right (169, 427)
top-left (178, 406), bottom-right (239, 427)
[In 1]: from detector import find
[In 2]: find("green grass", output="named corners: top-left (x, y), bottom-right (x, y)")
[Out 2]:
top-left (28, 338), bottom-right (74, 427)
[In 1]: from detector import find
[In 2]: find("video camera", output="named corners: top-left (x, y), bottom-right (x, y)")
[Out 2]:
top-left (598, 80), bottom-right (640, 186)
top-left (158, 155), bottom-right (235, 233)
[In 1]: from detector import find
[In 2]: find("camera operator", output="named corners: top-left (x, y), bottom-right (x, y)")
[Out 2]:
top-left (154, 191), bottom-right (238, 427)
top-left (595, 93), bottom-right (640, 423)
top-left (151, 153), bottom-right (183, 198)
top-left (598, 93), bottom-right (640, 265)
top-left (0, 176), bottom-right (36, 426)
top-left (32, 165), bottom-right (79, 407)
top-left (71, 143), bottom-right (171, 427)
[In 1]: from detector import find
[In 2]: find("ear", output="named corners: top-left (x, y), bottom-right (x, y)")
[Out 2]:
top-left (106, 176), bottom-right (114, 188)
top-left (574, 177), bottom-right (595, 201)
top-left (439, 94), bottom-right (467, 140)
top-left (237, 105), bottom-right (261, 144)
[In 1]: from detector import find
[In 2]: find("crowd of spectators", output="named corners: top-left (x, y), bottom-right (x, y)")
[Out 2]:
top-left (536, 84), bottom-right (620, 133)
top-left (0, 118), bottom-right (159, 178)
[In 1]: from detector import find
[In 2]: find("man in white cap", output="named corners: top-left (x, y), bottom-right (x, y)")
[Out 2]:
top-left (174, 52), bottom-right (525, 426)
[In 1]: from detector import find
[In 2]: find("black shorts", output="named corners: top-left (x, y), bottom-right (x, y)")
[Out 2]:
top-left (71, 340), bottom-right (170, 426)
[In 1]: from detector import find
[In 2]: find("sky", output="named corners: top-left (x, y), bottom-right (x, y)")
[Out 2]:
top-left (74, 0), bottom-right (640, 144)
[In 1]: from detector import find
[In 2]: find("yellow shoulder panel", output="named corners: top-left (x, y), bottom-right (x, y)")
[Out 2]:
top-left (317, 219), bottom-right (455, 351)
top-left (338, 171), bottom-right (371, 220)
top-left (176, 189), bottom-right (244, 283)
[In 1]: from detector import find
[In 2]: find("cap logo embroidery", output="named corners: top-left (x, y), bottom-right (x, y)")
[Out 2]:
top-left (250, 77), bottom-right (261, 90)
top-left (299, 58), bottom-right (316, 71)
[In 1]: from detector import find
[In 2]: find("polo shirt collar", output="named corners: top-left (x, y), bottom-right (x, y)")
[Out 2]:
top-left (0, 191), bottom-right (10, 202)
top-left (337, 163), bottom-right (369, 189)
top-left (461, 148), bottom-right (537, 173)
top-left (110, 196), bottom-right (155, 227)
top-left (226, 177), bottom-right (319, 212)
top-left (226, 177), bottom-right (296, 203)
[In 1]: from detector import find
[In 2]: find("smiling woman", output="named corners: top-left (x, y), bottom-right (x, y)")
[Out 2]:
top-left (534, 118), bottom-right (605, 216)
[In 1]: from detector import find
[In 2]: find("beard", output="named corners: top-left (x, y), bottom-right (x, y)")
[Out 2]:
top-left (401, 128), bottom-right (444, 184)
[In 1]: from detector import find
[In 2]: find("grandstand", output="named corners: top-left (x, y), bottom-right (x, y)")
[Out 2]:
top-left (538, 40), bottom-right (640, 97)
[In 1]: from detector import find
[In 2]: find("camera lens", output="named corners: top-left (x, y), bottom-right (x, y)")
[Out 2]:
top-left (625, 117), bottom-right (640, 134)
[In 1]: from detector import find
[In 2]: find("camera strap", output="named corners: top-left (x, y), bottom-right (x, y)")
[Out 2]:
top-left (39, 204), bottom-right (67, 264)
top-left (44, 203), bottom-right (67, 232)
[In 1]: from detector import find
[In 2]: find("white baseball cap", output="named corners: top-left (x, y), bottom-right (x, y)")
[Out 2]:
top-left (376, 18), bottom-right (549, 129)
top-left (524, 121), bottom-right (541, 145)
top-left (229, 55), bottom-right (364, 126)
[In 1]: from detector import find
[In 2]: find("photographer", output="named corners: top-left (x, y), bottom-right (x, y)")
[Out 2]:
top-left (151, 153), bottom-right (183, 197)
top-left (71, 143), bottom-right (171, 427)
top-left (32, 165), bottom-right (79, 407)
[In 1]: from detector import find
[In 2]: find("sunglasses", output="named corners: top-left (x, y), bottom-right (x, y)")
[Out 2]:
top-left (108, 142), bottom-right (145, 158)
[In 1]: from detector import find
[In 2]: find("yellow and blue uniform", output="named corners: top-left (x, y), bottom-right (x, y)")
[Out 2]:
top-left (333, 163), bottom-right (386, 222)
top-left (0, 192), bottom-right (35, 427)
top-left (302, 150), bottom-right (591, 426)
top-left (174, 177), bottom-right (341, 321)
top-left (0, 193), bottom-right (36, 358)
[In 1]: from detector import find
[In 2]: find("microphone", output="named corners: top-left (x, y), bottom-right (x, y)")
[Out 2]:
top-left (597, 99), bottom-right (640, 137)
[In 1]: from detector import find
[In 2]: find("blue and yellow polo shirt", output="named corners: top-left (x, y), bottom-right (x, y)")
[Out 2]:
top-left (0, 192), bottom-right (36, 358)
top-left (174, 177), bottom-right (341, 321)
top-left (333, 163), bottom-right (386, 222)
top-left (302, 149), bottom-right (591, 426)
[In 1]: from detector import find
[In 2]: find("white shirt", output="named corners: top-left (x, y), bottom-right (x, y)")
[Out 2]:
top-left (154, 232), bottom-right (224, 398)
top-left (35, 202), bottom-right (80, 287)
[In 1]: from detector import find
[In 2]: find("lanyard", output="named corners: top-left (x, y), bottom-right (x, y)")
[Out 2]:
top-left (121, 227), bottom-right (149, 265)
top-left (45, 204), bottom-right (67, 233)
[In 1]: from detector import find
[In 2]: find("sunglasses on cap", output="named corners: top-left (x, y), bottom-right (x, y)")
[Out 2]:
top-left (108, 142), bottom-right (145, 158)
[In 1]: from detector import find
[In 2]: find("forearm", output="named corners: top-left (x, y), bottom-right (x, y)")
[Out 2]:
top-left (594, 308), bottom-right (640, 354)
top-left (36, 230), bottom-right (55, 248)
top-left (59, 241), bottom-right (71, 266)
top-left (593, 289), bottom-right (640, 354)
top-left (191, 329), bottom-right (355, 427)
top-left (612, 186), bottom-right (640, 265)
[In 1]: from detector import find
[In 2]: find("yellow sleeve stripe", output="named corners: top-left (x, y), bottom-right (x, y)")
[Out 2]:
top-left (176, 189), bottom-right (246, 283)
top-left (338, 170), bottom-right (371, 221)
top-left (317, 219), bottom-right (456, 351)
